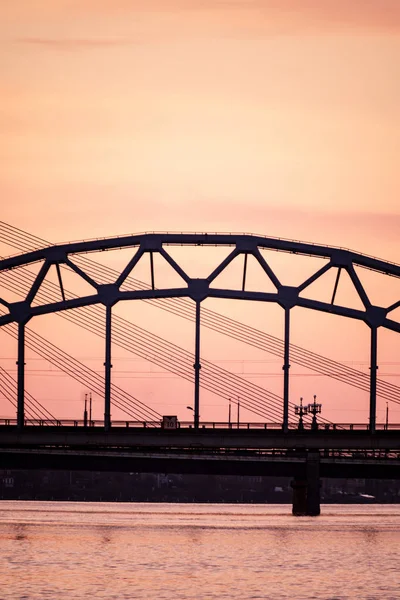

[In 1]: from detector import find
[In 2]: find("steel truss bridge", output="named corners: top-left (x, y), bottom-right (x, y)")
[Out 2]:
top-left (0, 225), bottom-right (399, 513)
top-left (1, 424), bottom-right (400, 495)
top-left (0, 225), bottom-right (399, 432)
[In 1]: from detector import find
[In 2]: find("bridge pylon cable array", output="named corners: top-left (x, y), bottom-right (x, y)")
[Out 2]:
top-left (0, 264), bottom-right (293, 423)
top-left (0, 364), bottom-right (56, 421)
top-left (0, 221), bottom-right (399, 406)
top-left (0, 319), bottom-right (162, 422)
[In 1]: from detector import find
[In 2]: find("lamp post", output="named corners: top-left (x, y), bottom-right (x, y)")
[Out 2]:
top-left (83, 393), bottom-right (88, 427)
top-left (294, 397), bottom-right (308, 431)
top-left (237, 396), bottom-right (240, 429)
top-left (228, 399), bottom-right (231, 427)
top-left (386, 402), bottom-right (389, 429)
top-left (89, 392), bottom-right (93, 424)
top-left (307, 395), bottom-right (322, 431)
top-left (187, 405), bottom-right (199, 426)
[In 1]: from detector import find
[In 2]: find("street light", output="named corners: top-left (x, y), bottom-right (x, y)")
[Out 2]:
top-left (187, 405), bottom-right (193, 426)
top-left (83, 393), bottom-right (88, 427)
top-left (187, 405), bottom-right (201, 426)
top-left (187, 406), bottom-right (199, 426)
top-left (294, 397), bottom-right (308, 430)
top-left (89, 392), bottom-right (93, 424)
top-left (307, 395), bottom-right (322, 431)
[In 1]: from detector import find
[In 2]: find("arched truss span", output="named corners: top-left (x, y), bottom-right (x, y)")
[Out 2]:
top-left (0, 233), bottom-right (399, 432)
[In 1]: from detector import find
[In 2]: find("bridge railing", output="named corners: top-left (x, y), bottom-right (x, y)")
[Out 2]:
top-left (0, 418), bottom-right (399, 431)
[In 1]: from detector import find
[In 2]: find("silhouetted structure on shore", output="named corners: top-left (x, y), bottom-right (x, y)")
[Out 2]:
top-left (1, 469), bottom-right (399, 504)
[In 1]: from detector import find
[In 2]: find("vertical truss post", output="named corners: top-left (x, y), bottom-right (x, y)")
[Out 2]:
top-left (150, 251), bottom-right (155, 290)
top-left (283, 307), bottom-right (290, 432)
top-left (331, 267), bottom-right (341, 305)
top-left (369, 326), bottom-right (378, 433)
top-left (17, 321), bottom-right (26, 429)
top-left (194, 300), bottom-right (201, 429)
top-left (55, 262), bottom-right (66, 302)
top-left (242, 253), bottom-right (248, 291)
top-left (104, 305), bottom-right (112, 431)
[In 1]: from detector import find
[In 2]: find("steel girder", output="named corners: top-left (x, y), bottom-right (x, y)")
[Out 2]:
top-left (0, 233), bottom-right (398, 330)
top-left (0, 233), bottom-right (399, 432)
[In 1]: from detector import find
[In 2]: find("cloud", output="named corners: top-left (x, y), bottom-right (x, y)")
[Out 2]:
top-left (16, 37), bottom-right (138, 50)
top-left (92, 0), bottom-right (400, 34)
top-left (185, 198), bottom-right (400, 256)
top-left (6, 0), bottom-right (400, 45)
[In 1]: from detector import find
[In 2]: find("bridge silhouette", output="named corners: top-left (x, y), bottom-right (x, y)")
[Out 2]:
top-left (0, 224), bottom-right (399, 514)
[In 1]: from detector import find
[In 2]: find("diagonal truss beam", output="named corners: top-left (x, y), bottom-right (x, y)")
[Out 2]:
top-left (0, 224), bottom-right (398, 432)
top-left (1, 238), bottom-right (399, 406)
top-left (0, 269), bottom-right (296, 422)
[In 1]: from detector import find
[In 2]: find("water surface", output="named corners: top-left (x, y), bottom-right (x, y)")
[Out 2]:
top-left (1, 502), bottom-right (399, 599)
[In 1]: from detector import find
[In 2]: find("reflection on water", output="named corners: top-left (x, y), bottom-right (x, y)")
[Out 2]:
top-left (1, 502), bottom-right (400, 600)
top-left (13, 523), bottom-right (28, 542)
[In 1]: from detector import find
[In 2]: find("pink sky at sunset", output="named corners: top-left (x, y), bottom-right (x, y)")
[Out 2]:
top-left (0, 1), bottom-right (399, 424)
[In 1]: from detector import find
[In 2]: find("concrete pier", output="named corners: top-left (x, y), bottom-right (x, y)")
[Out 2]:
top-left (291, 478), bottom-right (308, 515)
top-left (291, 452), bottom-right (321, 516)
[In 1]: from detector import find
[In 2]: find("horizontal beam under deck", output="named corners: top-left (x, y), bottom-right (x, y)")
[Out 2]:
top-left (0, 447), bottom-right (399, 479)
top-left (1, 426), bottom-right (400, 450)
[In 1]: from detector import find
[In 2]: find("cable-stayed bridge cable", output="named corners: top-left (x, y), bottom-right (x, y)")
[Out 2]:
top-left (0, 318), bottom-right (162, 422)
top-left (0, 265), bottom-right (287, 422)
top-left (0, 221), bottom-right (398, 406)
top-left (0, 364), bottom-right (55, 421)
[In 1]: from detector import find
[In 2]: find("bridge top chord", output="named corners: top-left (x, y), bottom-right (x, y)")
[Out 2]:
top-left (1, 231), bottom-right (400, 277)
top-left (0, 227), bottom-right (398, 435)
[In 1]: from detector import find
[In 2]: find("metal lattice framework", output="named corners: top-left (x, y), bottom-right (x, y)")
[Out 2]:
top-left (0, 233), bottom-right (399, 432)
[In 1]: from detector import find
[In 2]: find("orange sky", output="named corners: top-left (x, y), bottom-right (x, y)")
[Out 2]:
top-left (0, 1), bottom-right (399, 423)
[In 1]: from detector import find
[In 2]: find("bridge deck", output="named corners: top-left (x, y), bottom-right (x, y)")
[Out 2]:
top-left (1, 445), bottom-right (399, 479)
top-left (1, 425), bottom-right (400, 451)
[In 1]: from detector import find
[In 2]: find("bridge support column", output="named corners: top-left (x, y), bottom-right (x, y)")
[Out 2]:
top-left (369, 326), bottom-right (378, 434)
top-left (291, 479), bottom-right (307, 516)
top-left (104, 305), bottom-right (112, 431)
top-left (282, 307), bottom-right (290, 433)
top-left (291, 452), bottom-right (320, 516)
top-left (194, 300), bottom-right (201, 429)
top-left (17, 322), bottom-right (26, 429)
top-left (306, 451), bottom-right (321, 516)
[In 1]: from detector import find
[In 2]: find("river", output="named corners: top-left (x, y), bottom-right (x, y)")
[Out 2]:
top-left (1, 502), bottom-right (399, 599)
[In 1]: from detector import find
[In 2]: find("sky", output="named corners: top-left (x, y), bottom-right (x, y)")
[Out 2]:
top-left (0, 1), bottom-right (399, 423)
